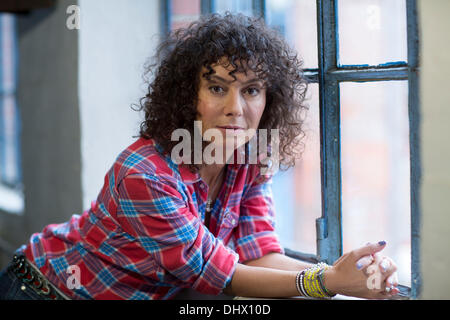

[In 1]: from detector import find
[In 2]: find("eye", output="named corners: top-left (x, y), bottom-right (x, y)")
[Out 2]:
top-left (245, 87), bottom-right (261, 96)
top-left (209, 85), bottom-right (225, 94)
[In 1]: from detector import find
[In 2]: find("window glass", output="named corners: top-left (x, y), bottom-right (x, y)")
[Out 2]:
top-left (266, 0), bottom-right (318, 68)
top-left (214, 0), bottom-right (254, 16)
top-left (338, 0), bottom-right (407, 66)
top-left (0, 13), bottom-right (21, 188)
top-left (273, 84), bottom-right (321, 254)
top-left (171, 0), bottom-right (201, 31)
top-left (0, 96), bottom-right (20, 186)
top-left (0, 13), bottom-right (23, 214)
top-left (340, 80), bottom-right (411, 286)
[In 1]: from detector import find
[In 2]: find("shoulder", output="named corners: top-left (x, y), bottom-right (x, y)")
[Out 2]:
top-left (113, 137), bottom-right (179, 184)
top-left (242, 163), bottom-right (273, 186)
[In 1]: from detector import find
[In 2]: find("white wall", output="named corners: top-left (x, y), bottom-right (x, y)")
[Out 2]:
top-left (419, 0), bottom-right (450, 299)
top-left (78, 0), bottom-right (160, 208)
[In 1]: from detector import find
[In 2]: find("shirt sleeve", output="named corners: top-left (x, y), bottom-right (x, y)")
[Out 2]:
top-left (116, 173), bottom-right (239, 295)
top-left (234, 171), bottom-right (284, 262)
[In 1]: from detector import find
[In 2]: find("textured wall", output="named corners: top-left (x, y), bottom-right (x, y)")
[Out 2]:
top-left (419, 0), bottom-right (450, 299)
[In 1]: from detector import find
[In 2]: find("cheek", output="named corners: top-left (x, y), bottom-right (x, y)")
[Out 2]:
top-left (196, 100), bottom-right (219, 126)
top-left (196, 98), bottom-right (209, 120)
top-left (249, 99), bottom-right (266, 125)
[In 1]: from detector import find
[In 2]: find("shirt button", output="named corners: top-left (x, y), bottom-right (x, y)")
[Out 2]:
top-left (231, 218), bottom-right (236, 225)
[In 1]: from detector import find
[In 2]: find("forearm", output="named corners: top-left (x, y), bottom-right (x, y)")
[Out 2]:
top-left (223, 263), bottom-right (299, 298)
top-left (242, 252), bottom-right (313, 271)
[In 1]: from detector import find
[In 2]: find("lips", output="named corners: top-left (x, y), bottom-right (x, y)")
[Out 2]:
top-left (216, 125), bottom-right (245, 130)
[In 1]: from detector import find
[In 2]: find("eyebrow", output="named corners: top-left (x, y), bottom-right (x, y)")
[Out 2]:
top-left (208, 75), bottom-right (263, 85)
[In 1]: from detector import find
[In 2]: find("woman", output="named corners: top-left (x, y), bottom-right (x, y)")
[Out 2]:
top-left (0, 13), bottom-right (398, 300)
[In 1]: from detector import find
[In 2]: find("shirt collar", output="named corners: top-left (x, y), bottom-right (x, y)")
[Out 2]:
top-left (178, 164), bottom-right (202, 185)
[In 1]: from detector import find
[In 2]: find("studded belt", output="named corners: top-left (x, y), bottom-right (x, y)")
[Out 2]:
top-left (9, 255), bottom-right (69, 300)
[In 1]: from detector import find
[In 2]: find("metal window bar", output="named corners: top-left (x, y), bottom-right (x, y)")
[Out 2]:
top-left (315, 0), bottom-right (342, 267)
top-left (159, 0), bottom-right (171, 37)
top-left (406, 0), bottom-right (421, 300)
top-left (201, 0), bottom-right (214, 15)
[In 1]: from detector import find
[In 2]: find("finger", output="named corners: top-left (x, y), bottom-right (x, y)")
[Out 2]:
top-left (355, 255), bottom-right (374, 270)
top-left (380, 258), bottom-right (390, 273)
top-left (386, 275), bottom-right (399, 296)
top-left (382, 283), bottom-right (400, 297)
top-left (392, 272), bottom-right (399, 287)
top-left (386, 274), bottom-right (395, 288)
top-left (353, 241), bottom-right (387, 260)
top-left (391, 287), bottom-right (400, 296)
top-left (379, 257), bottom-right (397, 275)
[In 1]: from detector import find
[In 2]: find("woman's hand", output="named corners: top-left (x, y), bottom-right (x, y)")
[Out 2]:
top-left (322, 241), bottom-right (399, 299)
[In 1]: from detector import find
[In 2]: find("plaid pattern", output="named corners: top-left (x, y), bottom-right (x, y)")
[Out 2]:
top-left (19, 137), bottom-right (283, 300)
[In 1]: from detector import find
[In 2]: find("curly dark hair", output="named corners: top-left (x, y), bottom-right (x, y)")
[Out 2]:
top-left (138, 12), bottom-right (308, 173)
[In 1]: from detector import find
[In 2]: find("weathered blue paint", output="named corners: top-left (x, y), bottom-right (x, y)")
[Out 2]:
top-left (406, 0), bottom-right (421, 300)
top-left (252, 0), bottom-right (265, 18)
top-left (315, 0), bottom-right (343, 265)
top-left (339, 61), bottom-right (408, 69)
top-left (201, 0), bottom-right (214, 15)
top-left (160, 0), bottom-right (171, 37)
top-left (329, 65), bottom-right (409, 82)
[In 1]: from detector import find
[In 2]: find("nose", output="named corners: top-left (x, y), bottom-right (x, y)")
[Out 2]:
top-left (223, 89), bottom-right (244, 117)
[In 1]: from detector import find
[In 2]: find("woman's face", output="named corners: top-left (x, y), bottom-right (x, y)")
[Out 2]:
top-left (196, 61), bottom-right (267, 160)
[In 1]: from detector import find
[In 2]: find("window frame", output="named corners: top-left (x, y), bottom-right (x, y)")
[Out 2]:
top-left (162, 0), bottom-right (421, 299)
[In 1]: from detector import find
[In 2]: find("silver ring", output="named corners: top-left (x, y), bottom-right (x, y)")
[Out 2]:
top-left (385, 286), bottom-right (392, 293)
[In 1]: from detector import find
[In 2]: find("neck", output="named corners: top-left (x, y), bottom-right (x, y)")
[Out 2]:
top-left (199, 163), bottom-right (226, 187)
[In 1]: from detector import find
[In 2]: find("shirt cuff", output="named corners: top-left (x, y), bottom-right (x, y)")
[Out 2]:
top-left (235, 231), bottom-right (285, 263)
top-left (191, 239), bottom-right (239, 295)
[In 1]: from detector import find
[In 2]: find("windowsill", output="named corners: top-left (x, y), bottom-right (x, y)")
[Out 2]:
top-left (234, 294), bottom-right (363, 300)
top-left (0, 183), bottom-right (24, 215)
top-left (234, 284), bottom-right (411, 300)
top-left (234, 293), bottom-right (408, 300)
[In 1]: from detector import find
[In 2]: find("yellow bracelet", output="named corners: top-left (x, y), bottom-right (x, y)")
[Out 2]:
top-left (301, 262), bottom-right (335, 298)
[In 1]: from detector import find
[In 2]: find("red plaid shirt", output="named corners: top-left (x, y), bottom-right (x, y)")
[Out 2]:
top-left (20, 137), bottom-right (283, 299)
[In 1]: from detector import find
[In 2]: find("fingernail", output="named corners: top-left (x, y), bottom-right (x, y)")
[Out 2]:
top-left (378, 241), bottom-right (386, 246)
top-left (381, 260), bottom-right (389, 272)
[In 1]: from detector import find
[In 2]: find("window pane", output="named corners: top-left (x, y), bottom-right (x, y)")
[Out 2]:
top-left (266, 0), bottom-right (318, 68)
top-left (171, 0), bottom-right (201, 31)
top-left (273, 84), bottom-right (321, 254)
top-left (338, 0), bottom-right (407, 66)
top-left (0, 13), bottom-right (21, 187)
top-left (0, 96), bottom-right (21, 185)
top-left (340, 81), bottom-right (411, 286)
top-left (214, 0), bottom-right (253, 16)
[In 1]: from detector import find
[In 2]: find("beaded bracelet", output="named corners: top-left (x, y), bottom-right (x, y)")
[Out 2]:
top-left (318, 267), bottom-right (336, 297)
top-left (295, 262), bottom-right (336, 299)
